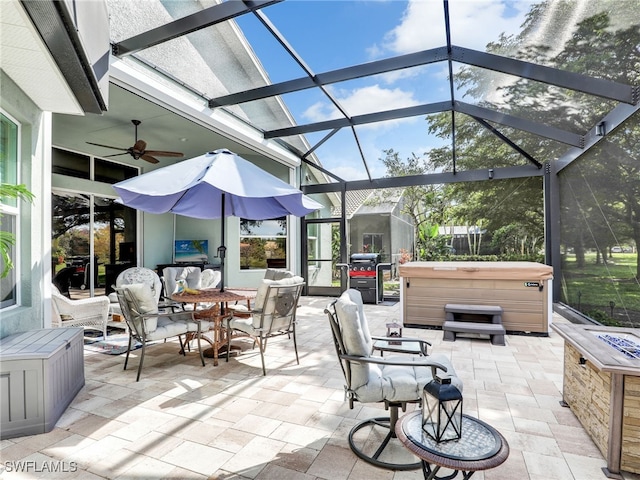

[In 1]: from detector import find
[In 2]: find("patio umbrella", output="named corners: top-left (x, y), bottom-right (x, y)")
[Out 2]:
top-left (113, 149), bottom-right (322, 290)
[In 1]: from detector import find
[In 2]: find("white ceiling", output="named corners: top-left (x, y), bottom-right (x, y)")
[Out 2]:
top-left (0, 1), bottom-right (82, 115)
top-left (53, 83), bottom-right (270, 170)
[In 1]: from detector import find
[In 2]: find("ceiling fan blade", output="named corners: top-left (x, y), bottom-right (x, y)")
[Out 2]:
top-left (132, 139), bottom-right (147, 152)
top-left (102, 153), bottom-right (129, 158)
top-left (140, 154), bottom-right (160, 164)
top-left (144, 150), bottom-right (184, 158)
top-left (86, 141), bottom-right (128, 152)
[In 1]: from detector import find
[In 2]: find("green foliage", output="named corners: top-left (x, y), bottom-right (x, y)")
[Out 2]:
top-left (379, 149), bottom-right (453, 255)
top-left (416, 223), bottom-right (452, 261)
top-left (562, 252), bottom-right (639, 325)
top-left (1, 183), bottom-right (34, 278)
top-left (447, 253), bottom-right (544, 263)
top-left (491, 224), bottom-right (543, 257)
top-left (585, 309), bottom-right (620, 327)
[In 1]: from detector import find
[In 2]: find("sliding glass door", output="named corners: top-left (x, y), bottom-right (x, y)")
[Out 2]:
top-left (52, 191), bottom-right (137, 299)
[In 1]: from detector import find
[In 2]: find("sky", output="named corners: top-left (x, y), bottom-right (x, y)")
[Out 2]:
top-left (235, 0), bottom-right (537, 181)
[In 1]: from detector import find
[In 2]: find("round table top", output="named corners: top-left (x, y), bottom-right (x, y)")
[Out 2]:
top-left (224, 287), bottom-right (257, 299)
top-left (171, 288), bottom-right (251, 304)
top-left (395, 411), bottom-right (510, 472)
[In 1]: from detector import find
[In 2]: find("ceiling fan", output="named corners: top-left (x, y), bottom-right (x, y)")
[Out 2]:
top-left (86, 119), bottom-right (184, 164)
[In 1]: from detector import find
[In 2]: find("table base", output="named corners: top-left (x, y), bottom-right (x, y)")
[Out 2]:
top-left (423, 462), bottom-right (475, 480)
top-left (204, 345), bottom-right (241, 358)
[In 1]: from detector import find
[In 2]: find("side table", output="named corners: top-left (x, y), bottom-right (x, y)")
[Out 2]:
top-left (395, 411), bottom-right (509, 480)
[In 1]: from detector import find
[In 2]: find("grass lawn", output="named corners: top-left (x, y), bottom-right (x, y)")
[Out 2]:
top-left (562, 252), bottom-right (639, 326)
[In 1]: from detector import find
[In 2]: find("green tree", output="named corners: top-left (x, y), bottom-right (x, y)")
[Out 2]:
top-left (379, 149), bottom-right (452, 259)
top-left (427, 4), bottom-right (640, 275)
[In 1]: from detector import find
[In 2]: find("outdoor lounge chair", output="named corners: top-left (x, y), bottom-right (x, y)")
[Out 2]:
top-left (325, 288), bottom-right (463, 470)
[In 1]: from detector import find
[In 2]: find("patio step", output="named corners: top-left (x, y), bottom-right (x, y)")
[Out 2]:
top-left (443, 304), bottom-right (505, 346)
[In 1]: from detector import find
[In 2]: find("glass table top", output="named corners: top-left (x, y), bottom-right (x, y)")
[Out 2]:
top-left (402, 413), bottom-right (501, 461)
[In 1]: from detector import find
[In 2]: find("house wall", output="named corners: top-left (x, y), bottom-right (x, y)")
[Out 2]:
top-left (0, 73), bottom-right (49, 338)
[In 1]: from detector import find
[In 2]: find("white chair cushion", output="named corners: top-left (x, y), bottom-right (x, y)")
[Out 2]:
top-left (200, 269), bottom-right (221, 289)
top-left (163, 266), bottom-right (203, 295)
top-left (263, 268), bottom-right (294, 280)
top-left (117, 267), bottom-right (163, 303)
top-left (254, 275), bottom-right (304, 320)
top-left (121, 283), bottom-right (159, 332)
top-left (334, 289), bottom-right (374, 390)
top-left (178, 266), bottom-right (202, 289)
top-left (145, 316), bottom-right (189, 341)
top-left (334, 289), bottom-right (373, 356)
top-left (186, 319), bottom-right (214, 332)
top-left (228, 316), bottom-right (255, 335)
top-left (354, 353), bottom-right (462, 403)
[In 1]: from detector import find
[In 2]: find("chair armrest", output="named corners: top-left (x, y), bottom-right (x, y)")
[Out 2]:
top-left (339, 353), bottom-right (448, 376)
top-left (53, 296), bottom-right (110, 320)
top-left (140, 311), bottom-right (194, 321)
top-left (158, 296), bottom-right (183, 310)
top-left (371, 335), bottom-right (431, 355)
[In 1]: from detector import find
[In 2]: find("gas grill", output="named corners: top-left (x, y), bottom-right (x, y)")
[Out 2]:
top-left (349, 253), bottom-right (384, 304)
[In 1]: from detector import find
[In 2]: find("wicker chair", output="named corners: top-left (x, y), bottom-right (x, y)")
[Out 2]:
top-left (51, 284), bottom-right (110, 338)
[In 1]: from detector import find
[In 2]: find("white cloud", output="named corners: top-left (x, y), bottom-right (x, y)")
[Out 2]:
top-left (380, 0), bottom-right (534, 55)
top-left (302, 84), bottom-right (420, 123)
top-left (330, 164), bottom-right (368, 181)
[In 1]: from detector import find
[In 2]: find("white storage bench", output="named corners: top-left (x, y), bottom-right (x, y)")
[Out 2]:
top-left (0, 328), bottom-right (84, 439)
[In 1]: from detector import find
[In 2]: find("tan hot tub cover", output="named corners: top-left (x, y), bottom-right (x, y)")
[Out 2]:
top-left (399, 261), bottom-right (554, 281)
top-left (399, 261), bottom-right (554, 333)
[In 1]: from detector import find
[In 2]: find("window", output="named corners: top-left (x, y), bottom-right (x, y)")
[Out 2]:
top-left (239, 217), bottom-right (287, 270)
top-left (1, 112), bottom-right (20, 308)
top-left (94, 158), bottom-right (137, 184)
top-left (52, 148), bottom-right (90, 179)
top-left (53, 148), bottom-right (139, 184)
top-left (362, 233), bottom-right (383, 254)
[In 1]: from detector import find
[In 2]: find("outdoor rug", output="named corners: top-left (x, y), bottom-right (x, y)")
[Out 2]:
top-left (84, 329), bottom-right (141, 355)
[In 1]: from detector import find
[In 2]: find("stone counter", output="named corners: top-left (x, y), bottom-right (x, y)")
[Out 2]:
top-left (552, 323), bottom-right (640, 478)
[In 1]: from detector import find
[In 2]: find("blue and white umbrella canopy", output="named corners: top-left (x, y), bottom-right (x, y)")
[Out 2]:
top-left (113, 149), bottom-right (322, 291)
top-left (113, 149), bottom-right (322, 220)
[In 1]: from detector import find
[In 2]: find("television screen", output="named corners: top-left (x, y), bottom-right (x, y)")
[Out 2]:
top-left (174, 240), bottom-right (209, 263)
top-left (119, 242), bottom-right (136, 263)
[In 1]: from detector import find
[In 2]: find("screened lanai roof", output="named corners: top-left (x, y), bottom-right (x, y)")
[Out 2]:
top-left (106, 0), bottom-right (639, 192)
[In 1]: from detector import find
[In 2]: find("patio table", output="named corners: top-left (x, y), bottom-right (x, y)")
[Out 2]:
top-left (171, 289), bottom-right (253, 365)
top-left (395, 411), bottom-right (509, 480)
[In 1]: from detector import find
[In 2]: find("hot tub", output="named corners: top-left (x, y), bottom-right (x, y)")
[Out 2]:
top-left (552, 323), bottom-right (640, 478)
top-left (399, 261), bottom-right (554, 334)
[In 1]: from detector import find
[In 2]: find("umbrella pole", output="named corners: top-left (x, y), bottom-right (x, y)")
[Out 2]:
top-left (219, 193), bottom-right (226, 292)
